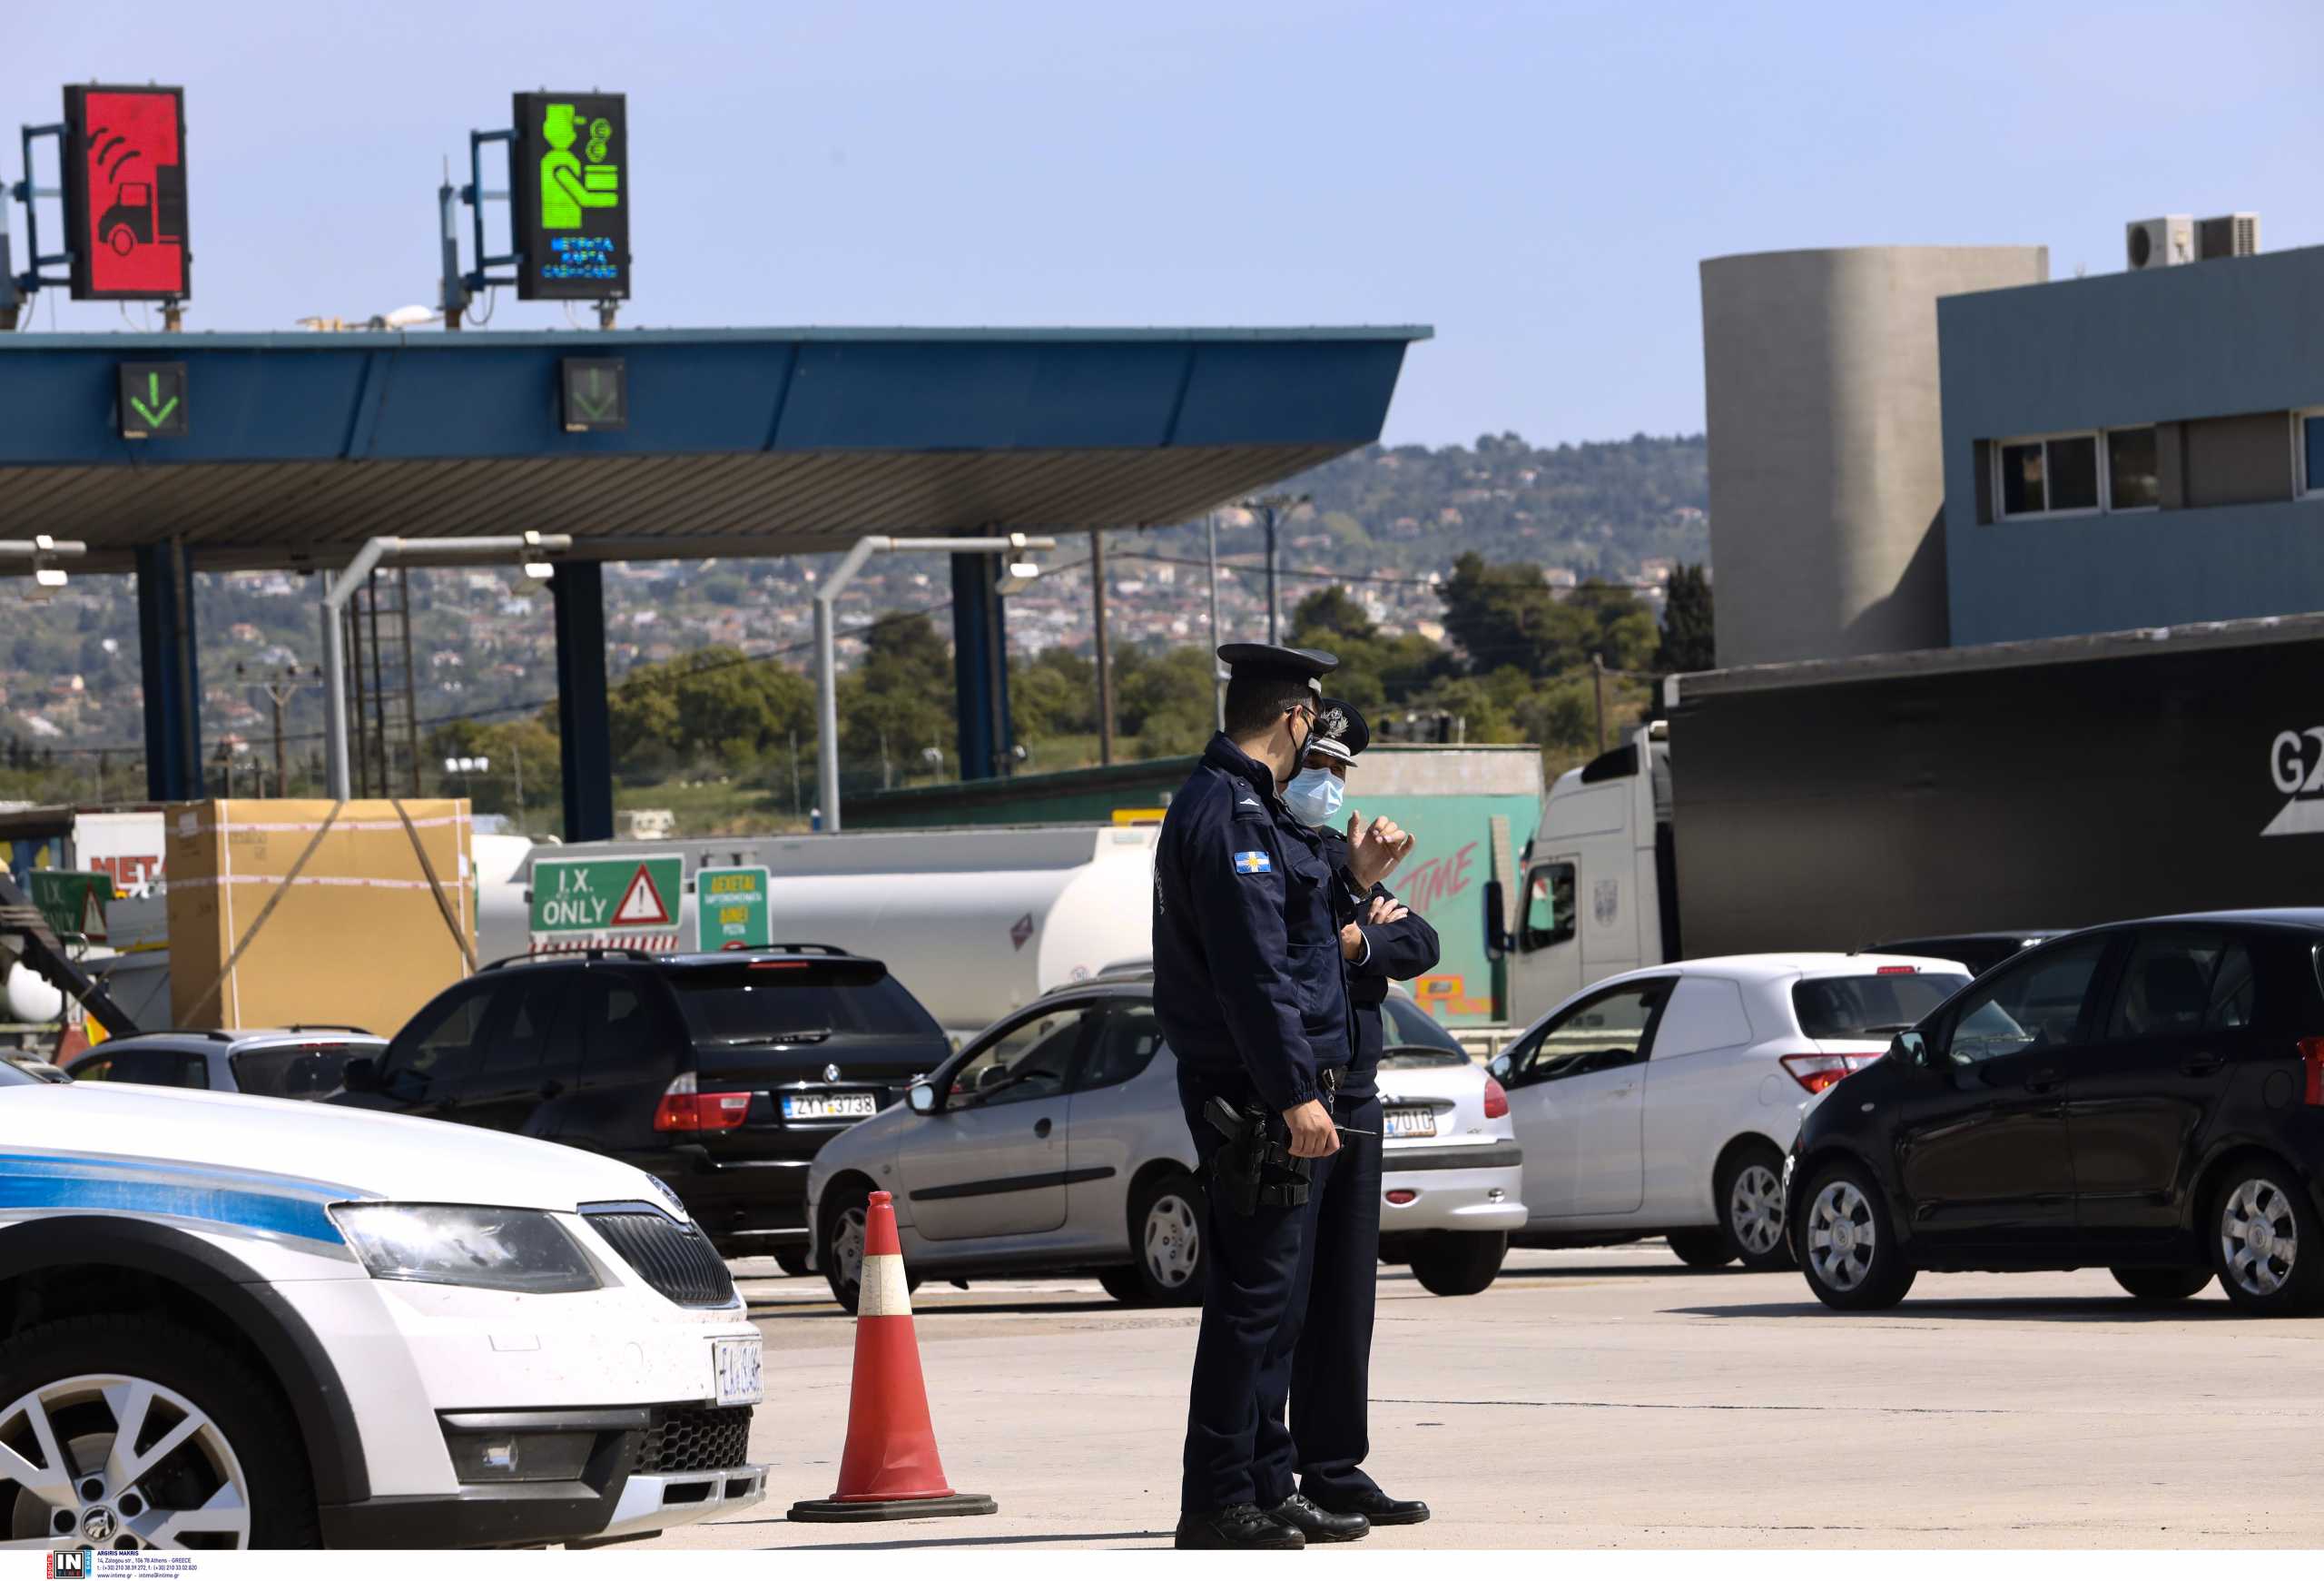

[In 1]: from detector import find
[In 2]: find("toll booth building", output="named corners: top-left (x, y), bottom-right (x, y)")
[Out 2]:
top-left (0, 326), bottom-right (1425, 835)
top-left (1937, 244), bottom-right (2324, 647)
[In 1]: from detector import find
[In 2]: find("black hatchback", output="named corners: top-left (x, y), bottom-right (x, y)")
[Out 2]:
top-left (331, 944), bottom-right (951, 1265)
top-left (1787, 910), bottom-right (2324, 1316)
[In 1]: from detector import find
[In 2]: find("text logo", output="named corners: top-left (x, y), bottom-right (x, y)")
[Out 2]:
top-left (2263, 728), bottom-right (2324, 837)
top-left (48, 1552), bottom-right (91, 1579)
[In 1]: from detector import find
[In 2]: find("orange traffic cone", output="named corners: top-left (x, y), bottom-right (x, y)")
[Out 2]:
top-left (788, 1191), bottom-right (997, 1523)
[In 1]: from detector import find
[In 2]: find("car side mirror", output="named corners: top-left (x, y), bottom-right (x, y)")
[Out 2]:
top-left (907, 1082), bottom-right (938, 1115)
top-left (341, 1055), bottom-right (379, 1092)
top-left (1483, 879), bottom-right (1509, 961)
top-left (1891, 1031), bottom-right (1928, 1069)
top-left (1487, 1052), bottom-right (1512, 1083)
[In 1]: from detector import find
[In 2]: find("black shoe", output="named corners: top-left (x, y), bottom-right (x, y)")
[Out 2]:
top-left (1174, 1504), bottom-right (1306, 1549)
top-left (1272, 1492), bottom-right (1370, 1543)
top-left (1307, 1487), bottom-right (1431, 1526)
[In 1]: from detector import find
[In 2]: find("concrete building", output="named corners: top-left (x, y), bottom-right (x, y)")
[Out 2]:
top-left (1938, 244), bottom-right (2324, 645)
top-left (1699, 246), bottom-right (2049, 667)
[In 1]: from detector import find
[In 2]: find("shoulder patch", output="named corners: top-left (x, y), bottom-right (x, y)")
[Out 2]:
top-left (1232, 850), bottom-right (1275, 875)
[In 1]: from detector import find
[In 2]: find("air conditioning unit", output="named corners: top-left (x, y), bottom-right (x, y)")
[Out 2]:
top-left (2126, 215), bottom-right (2193, 271)
top-left (2197, 213), bottom-right (2260, 261)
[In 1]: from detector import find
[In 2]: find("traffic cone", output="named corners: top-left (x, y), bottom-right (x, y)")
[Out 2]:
top-left (787, 1191), bottom-right (997, 1523)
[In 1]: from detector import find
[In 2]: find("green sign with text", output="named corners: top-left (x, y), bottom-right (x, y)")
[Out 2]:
top-left (695, 865), bottom-right (770, 952)
top-left (529, 855), bottom-right (683, 943)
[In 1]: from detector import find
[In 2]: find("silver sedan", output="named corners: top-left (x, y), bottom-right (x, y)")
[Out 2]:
top-left (804, 973), bottom-right (1521, 1307)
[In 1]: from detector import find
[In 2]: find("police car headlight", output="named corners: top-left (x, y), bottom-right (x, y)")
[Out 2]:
top-left (330, 1204), bottom-right (603, 1294)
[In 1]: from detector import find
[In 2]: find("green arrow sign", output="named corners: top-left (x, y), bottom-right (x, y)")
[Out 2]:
top-left (695, 865), bottom-right (771, 952)
top-left (118, 361), bottom-right (189, 440)
top-left (559, 356), bottom-right (627, 431)
top-left (530, 855), bottom-right (684, 944)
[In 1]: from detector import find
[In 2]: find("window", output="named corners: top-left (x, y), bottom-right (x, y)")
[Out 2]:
top-left (381, 983), bottom-right (493, 1095)
top-left (1995, 429), bottom-right (2155, 519)
top-left (576, 973), bottom-right (677, 1083)
top-left (1944, 939), bottom-right (2110, 1064)
top-left (1791, 973), bottom-right (1970, 1041)
top-left (1519, 861), bottom-right (1576, 952)
top-left (2107, 932), bottom-right (2258, 1039)
top-left (96, 1047), bottom-right (208, 1089)
top-left (481, 976), bottom-right (571, 1075)
top-left (669, 960), bottom-right (943, 1043)
top-left (1077, 1004), bottom-right (1167, 1091)
top-left (231, 1042), bottom-right (372, 1101)
top-left (1506, 981), bottom-right (1669, 1084)
top-left (2299, 410), bottom-right (2324, 499)
top-left (1381, 994), bottom-right (1467, 1058)
top-left (944, 1003), bottom-right (1101, 1108)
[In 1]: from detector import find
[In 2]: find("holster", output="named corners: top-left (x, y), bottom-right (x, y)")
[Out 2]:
top-left (1204, 1096), bottom-right (1313, 1216)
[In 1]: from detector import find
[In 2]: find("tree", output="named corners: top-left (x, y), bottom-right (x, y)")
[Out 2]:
top-left (1288, 586), bottom-right (1375, 647)
top-left (1437, 553), bottom-right (1590, 676)
top-left (1656, 563), bottom-right (1716, 673)
top-left (840, 614), bottom-right (955, 785)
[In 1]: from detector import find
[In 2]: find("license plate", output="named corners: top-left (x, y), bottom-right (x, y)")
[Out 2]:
top-left (714, 1336), bottom-right (763, 1408)
top-left (783, 1092), bottom-right (875, 1121)
top-left (1384, 1106), bottom-right (1437, 1139)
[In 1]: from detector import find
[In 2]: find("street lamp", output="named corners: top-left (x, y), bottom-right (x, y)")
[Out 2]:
top-left (812, 533), bottom-right (1054, 834)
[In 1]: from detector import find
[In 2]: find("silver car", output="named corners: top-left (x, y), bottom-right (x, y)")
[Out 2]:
top-left (804, 971), bottom-right (1522, 1308)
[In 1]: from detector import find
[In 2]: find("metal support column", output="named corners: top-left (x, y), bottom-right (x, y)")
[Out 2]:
top-left (950, 549), bottom-right (1010, 783)
top-left (134, 541), bottom-right (203, 801)
top-left (552, 562), bottom-right (613, 842)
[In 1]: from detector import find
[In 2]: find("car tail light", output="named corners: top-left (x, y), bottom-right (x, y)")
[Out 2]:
top-left (1385, 1189), bottom-right (1417, 1206)
top-left (1482, 1076), bottom-right (1509, 1120)
top-left (750, 960), bottom-right (809, 971)
top-left (2302, 1038), bottom-right (2324, 1106)
top-left (1876, 965), bottom-right (1917, 974)
top-left (652, 1072), bottom-right (752, 1131)
top-left (1780, 1052), bottom-right (1876, 1094)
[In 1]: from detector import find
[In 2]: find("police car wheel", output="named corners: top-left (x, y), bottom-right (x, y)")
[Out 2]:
top-left (0, 1313), bottom-right (317, 1549)
top-left (1128, 1173), bottom-right (1207, 1306)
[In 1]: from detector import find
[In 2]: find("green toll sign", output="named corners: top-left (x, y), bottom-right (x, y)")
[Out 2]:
top-left (561, 357), bottom-right (627, 432)
top-left (510, 91), bottom-right (629, 302)
top-left (119, 361), bottom-right (188, 439)
top-left (695, 865), bottom-right (771, 952)
top-left (530, 855), bottom-right (683, 947)
top-left (28, 871), bottom-right (114, 944)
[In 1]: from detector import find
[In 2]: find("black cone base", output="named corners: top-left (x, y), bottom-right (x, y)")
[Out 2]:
top-left (788, 1492), bottom-right (999, 1524)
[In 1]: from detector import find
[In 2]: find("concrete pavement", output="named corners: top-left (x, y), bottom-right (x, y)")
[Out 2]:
top-left (646, 1246), bottom-right (2324, 1549)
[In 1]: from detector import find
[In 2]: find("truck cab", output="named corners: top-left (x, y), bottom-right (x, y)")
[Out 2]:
top-left (1492, 721), bottom-right (1675, 1026)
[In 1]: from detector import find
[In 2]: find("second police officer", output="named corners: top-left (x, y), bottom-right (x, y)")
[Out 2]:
top-left (1286, 697), bottom-right (1438, 1528)
top-left (1150, 644), bottom-right (1412, 1550)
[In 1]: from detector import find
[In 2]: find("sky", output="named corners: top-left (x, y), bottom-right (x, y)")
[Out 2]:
top-left (4, 0), bottom-right (2319, 447)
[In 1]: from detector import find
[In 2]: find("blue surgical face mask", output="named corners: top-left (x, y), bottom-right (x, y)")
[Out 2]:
top-left (1284, 766), bottom-right (1344, 828)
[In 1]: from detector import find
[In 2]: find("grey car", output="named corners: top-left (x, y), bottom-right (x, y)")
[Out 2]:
top-left (804, 971), bottom-right (1522, 1309)
top-left (64, 1027), bottom-right (383, 1101)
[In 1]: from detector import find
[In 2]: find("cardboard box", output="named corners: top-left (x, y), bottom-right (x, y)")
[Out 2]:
top-left (166, 799), bottom-right (474, 1034)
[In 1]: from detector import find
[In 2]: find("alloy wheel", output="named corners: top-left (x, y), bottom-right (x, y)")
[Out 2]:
top-left (832, 1205), bottom-right (868, 1293)
top-left (2220, 1177), bottom-right (2299, 1299)
top-left (1144, 1193), bottom-right (1201, 1290)
top-left (1807, 1180), bottom-right (1876, 1292)
top-left (1, 1375), bottom-right (251, 1550)
top-left (1728, 1164), bottom-right (1785, 1257)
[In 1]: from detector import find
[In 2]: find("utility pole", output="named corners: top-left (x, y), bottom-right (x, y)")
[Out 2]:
top-left (510, 739), bottom-right (527, 834)
top-left (1090, 531), bottom-right (1116, 766)
top-left (1236, 492), bottom-right (1311, 647)
top-left (238, 661), bottom-right (307, 800)
top-left (1592, 654), bottom-right (1608, 754)
top-left (1205, 510), bottom-right (1226, 730)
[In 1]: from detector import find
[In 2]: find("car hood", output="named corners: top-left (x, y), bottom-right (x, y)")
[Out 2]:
top-left (0, 1082), bottom-right (671, 1214)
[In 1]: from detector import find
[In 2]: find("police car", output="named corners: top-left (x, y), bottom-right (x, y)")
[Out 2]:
top-left (0, 1054), bottom-right (765, 1550)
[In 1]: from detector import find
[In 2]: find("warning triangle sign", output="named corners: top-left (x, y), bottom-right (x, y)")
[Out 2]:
top-left (78, 887), bottom-right (108, 944)
top-left (612, 865), bottom-right (672, 926)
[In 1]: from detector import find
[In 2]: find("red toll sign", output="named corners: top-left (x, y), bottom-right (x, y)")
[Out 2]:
top-left (64, 85), bottom-right (190, 301)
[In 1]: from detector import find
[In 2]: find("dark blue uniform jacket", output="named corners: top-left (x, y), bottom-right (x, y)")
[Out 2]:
top-left (1152, 733), bottom-right (1360, 1112)
top-left (1318, 826), bottom-right (1443, 1077)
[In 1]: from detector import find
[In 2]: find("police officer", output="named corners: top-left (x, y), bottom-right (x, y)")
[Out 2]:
top-left (1286, 698), bottom-right (1438, 1527)
top-left (1152, 644), bottom-right (1410, 1550)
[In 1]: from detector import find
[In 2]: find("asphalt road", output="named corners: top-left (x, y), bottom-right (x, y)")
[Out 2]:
top-left (644, 1246), bottom-right (2324, 1549)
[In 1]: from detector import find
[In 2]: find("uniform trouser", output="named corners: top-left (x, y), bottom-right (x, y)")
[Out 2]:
top-left (1290, 1089), bottom-right (1383, 1502)
top-left (1176, 1062), bottom-right (1337, 1516)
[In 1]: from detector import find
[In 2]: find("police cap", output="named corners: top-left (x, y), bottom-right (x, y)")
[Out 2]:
top-left (1306, 697), bottom-right (1370, 766)
top-left (1216, 642), bottom-right (1337, 701)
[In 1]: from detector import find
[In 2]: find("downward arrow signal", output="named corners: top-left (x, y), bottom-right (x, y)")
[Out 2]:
top-left (129, 371), bottom-right (179, 429)
top-left (572, 368), bottom-right (617, 421)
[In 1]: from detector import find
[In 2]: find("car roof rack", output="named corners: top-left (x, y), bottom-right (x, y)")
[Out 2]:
top-left (281, 1023), bottom-right (372, 1036)
top-left (478, 946), bottom-right (656, 972)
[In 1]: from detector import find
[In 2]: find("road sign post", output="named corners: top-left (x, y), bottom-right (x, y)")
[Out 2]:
top-left (528, 855), bottom-right (682, 951)
top-left (695, 865), bottom-right (770, 952)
